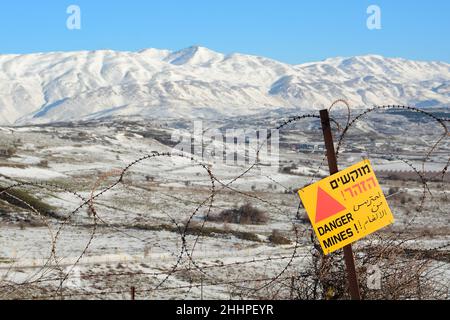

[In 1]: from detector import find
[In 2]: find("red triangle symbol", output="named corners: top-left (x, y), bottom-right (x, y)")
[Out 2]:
top-left (315, 187), bottom-right (347, 223)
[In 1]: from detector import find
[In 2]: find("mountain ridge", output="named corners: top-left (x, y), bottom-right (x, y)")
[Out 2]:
top-left (0, 46), bottom-right (449, 125)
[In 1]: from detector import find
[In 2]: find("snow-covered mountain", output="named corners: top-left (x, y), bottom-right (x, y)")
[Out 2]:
top-left (0, 46), bottom-right (449, 125)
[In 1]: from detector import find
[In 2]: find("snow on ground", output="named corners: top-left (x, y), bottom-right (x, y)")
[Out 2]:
top-left (0, 116), bottom-right (448, 299)
top-left (0, 166), bottom-right (67, 179)
top-left (8, 155), bottom-right (42, 165)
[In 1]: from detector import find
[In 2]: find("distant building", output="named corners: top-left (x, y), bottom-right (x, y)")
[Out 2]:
top-left (291, 143), bottom-right (325, 153)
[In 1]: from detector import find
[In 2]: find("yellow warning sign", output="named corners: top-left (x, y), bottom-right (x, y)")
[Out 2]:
top-left (298, 159), bottom-right (394, 255)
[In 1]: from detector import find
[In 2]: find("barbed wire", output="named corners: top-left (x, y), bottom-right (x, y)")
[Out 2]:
top-left (0, 103), bottom-right (448, 300)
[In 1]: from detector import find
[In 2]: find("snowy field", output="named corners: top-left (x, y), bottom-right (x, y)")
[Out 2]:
top-left (0, 111), bottom-right (449, 300)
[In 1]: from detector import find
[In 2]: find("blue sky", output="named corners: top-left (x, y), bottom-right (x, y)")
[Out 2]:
top-left (0, 0), bottom-right (449, 64)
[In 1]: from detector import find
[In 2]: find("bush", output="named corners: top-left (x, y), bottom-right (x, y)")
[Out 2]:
top-left (7, 147), bottom-right (16, 156)
top-left (388, 187), bottom-right (399, 196)
top-left (268, 229), bottom-right (291, 245)
top-left (37, 160), bottom-right (49, 168)
top-left (207, 203), bottom-right (268, 225)
top-left (131, 222), bottom-right (260, 242)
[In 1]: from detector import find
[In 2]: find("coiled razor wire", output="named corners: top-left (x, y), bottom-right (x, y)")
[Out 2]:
top-left (0, 104), bottom-right (448, 299)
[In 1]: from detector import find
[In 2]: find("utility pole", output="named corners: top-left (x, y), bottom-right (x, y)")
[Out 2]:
top-left (319, 109), bottom-right (361, 300)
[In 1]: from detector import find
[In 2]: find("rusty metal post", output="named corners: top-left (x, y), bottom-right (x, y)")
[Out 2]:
top-left (131, 286), bottom-right (136, 300)
top-left (319, 109), bottom-right (361, 300)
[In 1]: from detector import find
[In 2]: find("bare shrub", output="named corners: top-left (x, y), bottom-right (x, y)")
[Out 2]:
top-left (37, 160), bottom-right (49, 168)
top-left (388, 187), bottom-right (399, 196)
top-left (268, 229), bottom-right (291, 245)
top-left (207, 203), bottom-right (268, 225)
top-left (283, 233), bottom-right (449, 300)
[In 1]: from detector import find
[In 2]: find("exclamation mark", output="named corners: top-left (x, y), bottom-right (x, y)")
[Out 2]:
top-left (354, 223), bottom-right (359, 233)
top-left (341, 191), bottom-right (346, 201)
